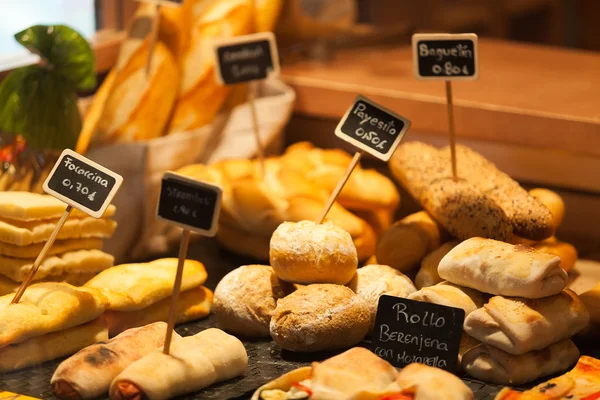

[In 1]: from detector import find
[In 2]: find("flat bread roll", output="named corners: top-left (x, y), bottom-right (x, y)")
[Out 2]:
top-left (0, 238), bottom-right (103, 258)
top-left (392, 363), bottom-right (474, 400)
top-left (408, 282), bottom-right (486, 317)
top-left (415, 242), bottom-right (458, 289)
top-left (110, 328), bottom-right (248, 400)
top-left (51, 322), bottom-right (178, 400)
top-left (438, 237), bottom-right (568, 298)
top-left (462, 339), bottom-right (579, 385)
top-left (84, 258), bottom-right (207, 311)
top-left (0, 282), bottom-right (108, 347)
top-left (0, 317), bottom-right (108, 372)
top-left (213, 265), bottom-right (293, 338)
top-left (464, 290), bottom-right (589, 355)
top-left (104, 286), bottom-right (213, 336)
top-left (348, 264), bottom-right (416, 330)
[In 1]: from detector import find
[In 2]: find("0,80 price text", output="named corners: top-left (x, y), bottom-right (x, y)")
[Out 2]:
top-left (432, 62), bottom-right (469, 76)
top-left (62, 179), bottom-right (97, 201)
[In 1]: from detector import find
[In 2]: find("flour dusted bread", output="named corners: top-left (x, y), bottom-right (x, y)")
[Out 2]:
top-left (438, 237), bottom-right (568, 298)
top-left (52, 322), bottom-right (176, 400)
top-left (270, 221), bottom-right (358, 285)
top-left (270, 284), bottom-right (370, 352)
top-left (348, 264), bottom-right (416, 330)
top-left (110, 328), bottom-right (247, 400)
top-left (464, 290), bottom-right (588, 355)
top-left (84, 258), bottom-right (207, 311)
top-left (408, 282), bottom-right (486, 317)
top-left (414, 241), bottom-right (458, 289)
top-left (214, 265), bottom-right (293, 338)
top-left (463, 339), bottom-right (579, 385)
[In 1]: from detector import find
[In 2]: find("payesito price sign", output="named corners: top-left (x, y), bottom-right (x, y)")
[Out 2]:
top-left (412, 33), bottom-right (478, 80)
top-left (370, 296), bottom-right (465, 373)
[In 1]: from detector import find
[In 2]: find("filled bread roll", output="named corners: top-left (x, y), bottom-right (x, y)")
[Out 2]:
top-left (270, 221), bottom-right (358, 285)
top-left (213, 265), bottom-right (293, 338)
top-left (110, 328), bottom-right (247, 400)
top-left (438, 237), bottom-right (568, 298)
top-left (408, 282), bottom-right (486, 317)
top-left (462, 339), bottom-right (579, 385)
top-left (414, 241), bottom-right (458, 289)
top-left (376, 211), bottom-right (443, 273)
top-left (270, 284), bottom-right (370, 352)
top-left (0, 317), bottom-right (107, 373)
top-left (533, 239), bottom-right (578, 273)
top-left (529, 188), bottom-right (565, 230)
top-left (464, 290), bottom-right (589, 355)
top-left (391, 363), bottom-right (474, 400)
top-left (348, 264), bottom-right (416, 330)
top-left (51, 322), bottom-right (177, 400)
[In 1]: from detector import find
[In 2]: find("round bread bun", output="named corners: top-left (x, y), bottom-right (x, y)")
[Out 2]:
top-left (270, 220), bottom-right (358, 285)
top-left (529, 188), bottom-right (565, 230)
top-left (270, 284), bottom-right (370, 352)
top-left (213, 265), bottom-right (293, 338)
top-left (348, 264), bottom-right (417, 330)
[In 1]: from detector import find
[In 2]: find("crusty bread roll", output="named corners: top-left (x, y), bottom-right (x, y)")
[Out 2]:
top-left (376, 211), bottom-right (443, 273)
top-left (464, 290), bottom-right (589, 355)
top-left (213, 265), bottom-right (293, 338)
top-left (408, 282), bottom-right (486, 317)
top-left (348, 264), bottom-right (416, 330)
top-left (414, 241), bottom-right (458, 289)
top-left (529, 188), bottom-right (565, 230)
top-left (438, 237), bottom-right (568, 298)
top-left (270, 284), bottom-right (370, 352)
top-left (270, 221), bottom-right (358, 285)
top-left (391, 142), bottom-right (555, 241)
top-left (533, 238), bottom-right (578, 273)
top-left (463, 339), bottom-right (579, 385)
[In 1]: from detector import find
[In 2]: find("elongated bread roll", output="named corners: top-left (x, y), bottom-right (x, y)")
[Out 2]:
top-left (414, 241), bottom-right (458, 289)
top-left (464, 290), bottom-right (589, 355)
top-left (408, 282), bottom-right (486, 317)
top-left (463, 339), bottom-right (579, 385)
top-left (0, 317), bottom-right (107, 373)
top-left (110, 328), bottom-right (248, 400)
top-left (104, 286), bottom-right (213, 336)
top-left (438, 237), bottom-right (568, 298)
top-left (51, 322), bottom-right (177, 400)
top-left (0, 282), bottom-right (108, 347)
top-left (376, 211), bottom-right (443, 273)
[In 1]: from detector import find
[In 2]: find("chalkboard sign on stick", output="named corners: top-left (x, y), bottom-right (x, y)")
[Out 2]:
top-left (412, 33), bottom-right (479, 80)
top-left (43, 149), bottom-right (123, 219)
top-left (213, 32), bottom-right (280, 85)
top-left (370, 295), bottom-right (465, 373)
top-left (157, 172), bottom-right (222, 236)
top-left (335, 95), bottom-right (411, 162)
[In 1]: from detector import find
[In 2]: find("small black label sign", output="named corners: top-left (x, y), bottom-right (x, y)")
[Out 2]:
top-left (412, 33), bottom-right (478, 80)
top-left (157, 172), bottom-right (222, 236)
top-left (214, 32), bottom-right (280, 85)
top-left (335, 95), bottom-right (410, 161)
top-left (43, 149), bottom-right (123, 218)
top-left (370, 296), bottom-right (465, 373)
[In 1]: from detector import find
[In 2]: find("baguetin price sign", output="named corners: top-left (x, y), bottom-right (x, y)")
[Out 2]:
top-left (43, 149), bottom-right (123, 219)
top-left (412, 33), bottom-right (478, 80)
top-left (370, 296), bottom-right (465, 373)
top-left (335, 95), bottom-right (411, 161)
top-left (213, 32), bottom-right (280, 85)
top-left (157, 172), bottom-right (222, 236)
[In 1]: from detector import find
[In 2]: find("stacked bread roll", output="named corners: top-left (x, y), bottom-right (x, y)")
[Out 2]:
top-left (412, 237), bottom-right (589, 385)
top-left (84, 258), bottom-right (212, 336)
top-left (213, 220), bottom-right (416, 352)
top-left (0, 192), bottom-right (117, 296)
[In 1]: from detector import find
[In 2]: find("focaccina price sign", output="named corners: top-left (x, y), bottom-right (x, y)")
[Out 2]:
top-left (412, 33), bottom-right (479, 80)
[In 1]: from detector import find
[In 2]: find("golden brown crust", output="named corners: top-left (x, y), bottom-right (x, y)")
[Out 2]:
top-left (414, 242), bottom-right (458, 289)
top-left (529, 188), bottom-right (565, 231)
top-left (533, 239), bottom-right (578, 273)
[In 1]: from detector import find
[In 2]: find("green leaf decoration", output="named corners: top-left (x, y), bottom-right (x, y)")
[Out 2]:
top-left (14, 25), bottom-right (96, 90)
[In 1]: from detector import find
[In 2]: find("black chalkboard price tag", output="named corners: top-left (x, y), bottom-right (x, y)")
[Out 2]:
top-left (156, 172), bottom-right (222, 236)
top-left (43, 149), bottom-right (123, 219)
top-left (213, 32), bottom-right (280, 85)
top-left (412, 33), bottom-right (479, 80)
top-left (370, 295), bottom-right (465, 373)
top-left (335, 95), bottom-right (411, 161)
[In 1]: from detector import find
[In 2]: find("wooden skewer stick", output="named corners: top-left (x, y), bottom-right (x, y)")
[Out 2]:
top-left (445, 80), bottom-right (458, 180)
top-left (318, 150), bottom-right (363, 224)
top-left (145, 3), bottom-right (161, 76)
top-left (11, 206), bottom-right (73, 304)
top-left (163, 229), bottom-right (191, 355)
top-left (248, 81), bottom-right (265, 177)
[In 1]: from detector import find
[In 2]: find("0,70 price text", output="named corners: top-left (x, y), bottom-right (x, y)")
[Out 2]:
top-left (62, 179), bottom-right (97, 202)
